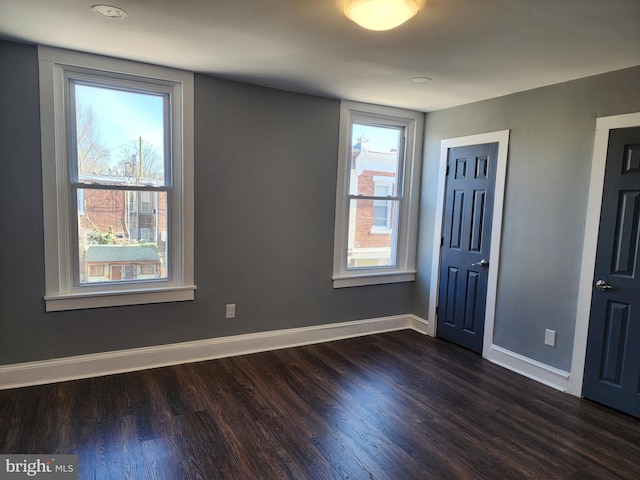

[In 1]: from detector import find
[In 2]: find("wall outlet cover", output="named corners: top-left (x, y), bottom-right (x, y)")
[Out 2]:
top-left (544, 329), bottom-right (556, 347)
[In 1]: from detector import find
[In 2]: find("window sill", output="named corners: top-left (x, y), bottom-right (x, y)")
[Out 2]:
top-left (44, 285), bottom-right (197, 312)
top-left (370, 227), bottom-right (392, 235)
top-left (332, 271), bottom-right (415, 288)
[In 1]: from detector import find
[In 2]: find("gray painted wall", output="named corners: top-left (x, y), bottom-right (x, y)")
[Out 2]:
top-left (0, 40), bottom-right (414, 365)
top-left (414, 65), bottom-right (640, 371)
top-left (2, 37), bottom-right (639, 376)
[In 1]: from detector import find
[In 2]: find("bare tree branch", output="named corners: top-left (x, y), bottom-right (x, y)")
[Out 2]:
top-left (117, 141), bottom-right (163, 180)
top-left (76, 105), bottom-right (110, 175)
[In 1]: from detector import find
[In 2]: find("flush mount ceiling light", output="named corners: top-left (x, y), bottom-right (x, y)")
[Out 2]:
top-left (344, 0), bottom-right (422, 31)
top-left (91, 4), bottom-right (128, 19)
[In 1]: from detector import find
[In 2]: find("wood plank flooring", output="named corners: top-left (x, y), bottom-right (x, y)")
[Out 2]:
top-left (1, 330), bottom-right (639, 479)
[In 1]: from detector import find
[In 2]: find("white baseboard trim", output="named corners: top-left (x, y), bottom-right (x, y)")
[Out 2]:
top-left (488, 344), bottom-right (570, 393)
top-left (0, 314), bottom-right (429, 390)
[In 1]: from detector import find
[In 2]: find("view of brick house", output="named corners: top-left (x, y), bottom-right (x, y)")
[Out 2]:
top-left (77, 174), bottom-right (167, 283)
top-left (85, 244), bottom-right (162, 282)
top-left (348, 135), bottom-right (399, 268)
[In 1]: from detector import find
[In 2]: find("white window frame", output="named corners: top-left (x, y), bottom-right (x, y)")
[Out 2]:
top-left (39, 46), bottom-right (195, 311)
top-left (332, 101), bottom-right (423, 288)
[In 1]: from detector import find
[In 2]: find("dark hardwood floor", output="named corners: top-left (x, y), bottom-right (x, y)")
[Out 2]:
top-left (1, 330), bottom-right (639, 479)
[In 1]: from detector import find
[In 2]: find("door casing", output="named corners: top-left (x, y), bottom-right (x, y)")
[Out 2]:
top-left (428, 130), bottom-right (510, 359)
top-left (571, 112), bottom-right (640, 397)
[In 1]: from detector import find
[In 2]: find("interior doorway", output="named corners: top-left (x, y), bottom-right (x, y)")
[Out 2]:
top-left (571, 112), bottom-right (640, 400)
top-left (428, 130), bottom-right (510, 359)
top-left (436, 142), bottom-right (498, 353)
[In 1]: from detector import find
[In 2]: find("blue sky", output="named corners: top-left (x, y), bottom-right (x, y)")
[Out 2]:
top-left (75, 84), bottom-right (165, 167)
top-left (352, 123), bottom-right (401, 152)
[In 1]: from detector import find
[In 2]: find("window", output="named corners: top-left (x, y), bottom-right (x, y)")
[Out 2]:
top-left (88, 265), bottom-right (104, 277)
top-left (140, 228), bottom-right (152, 242)
top-left (371, 178), bottom-right (396, 232)
top-left (333, 101), bottom-right (423, 288)
top-left (140, 191), bottom-right (152, 214)
top-left (39, 47), bottom-right (195, 311)
top-left (141, 264), bottom-right (156, 275)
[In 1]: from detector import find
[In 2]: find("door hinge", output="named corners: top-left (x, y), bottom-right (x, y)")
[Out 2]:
top-left (446, 164), bottom-right (450, 176)
top-left (441, 236), bottom-right (444, 247)
top-left (435, 306), bottom-right (439, 317)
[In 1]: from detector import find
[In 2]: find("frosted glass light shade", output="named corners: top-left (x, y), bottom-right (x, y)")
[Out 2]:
top-left (344, 0), bottom-right (421, 31)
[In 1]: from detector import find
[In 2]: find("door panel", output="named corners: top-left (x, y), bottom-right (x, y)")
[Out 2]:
top-left (111, 265), bottom-right (122, 280)
top-left (437, 143), bottom-right (498, 353)
top-left (463, 271), bottom-right (480, 332)
top-left (612, 191), bottom-right (640, 275)
top-left (583, 127), bottom-right (640, 418)
top-left (470, 190), bottom-right (486, 252)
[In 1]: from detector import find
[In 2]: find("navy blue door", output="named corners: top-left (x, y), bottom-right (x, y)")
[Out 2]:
top-left (583, 127), bottom-right (640, 418)
top-left (437, 143), bottom-right (498, 353)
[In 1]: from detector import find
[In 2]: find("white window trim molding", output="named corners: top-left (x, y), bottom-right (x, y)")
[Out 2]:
top-left (38, 46), bottom-right (196, 311)
top-left (332, 101), bottom-right (424, 288)
top-left (569, 112), bottom-right (640, 397)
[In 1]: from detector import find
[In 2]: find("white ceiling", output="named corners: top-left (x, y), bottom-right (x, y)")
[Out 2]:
top-left (1, 0), bottom-right (639, 112)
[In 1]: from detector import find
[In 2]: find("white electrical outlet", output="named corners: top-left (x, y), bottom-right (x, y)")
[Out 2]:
top-left (545, 329), bottom-right (556, 347)
top-left (225, 304), bottom-right (236, 319)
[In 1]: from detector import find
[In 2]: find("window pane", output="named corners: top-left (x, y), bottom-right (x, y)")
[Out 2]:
top-left (372, 201), bottom-right (389, 227)
top-left (73, 83), bottom-right (166, 186)
top-left (77, 188), bottom-right (168, 284)
top-left (374, 184), bottom-right (391, 197)
top-left (347, 199), bottom-right (399, 268)
top-left (349, 123), bottom-right (402, 196)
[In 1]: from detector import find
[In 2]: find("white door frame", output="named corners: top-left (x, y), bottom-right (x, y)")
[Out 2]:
top-left (427, 130), bottom-right (510, 359)
top-left (569, 112), bottom-right (640, 397)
